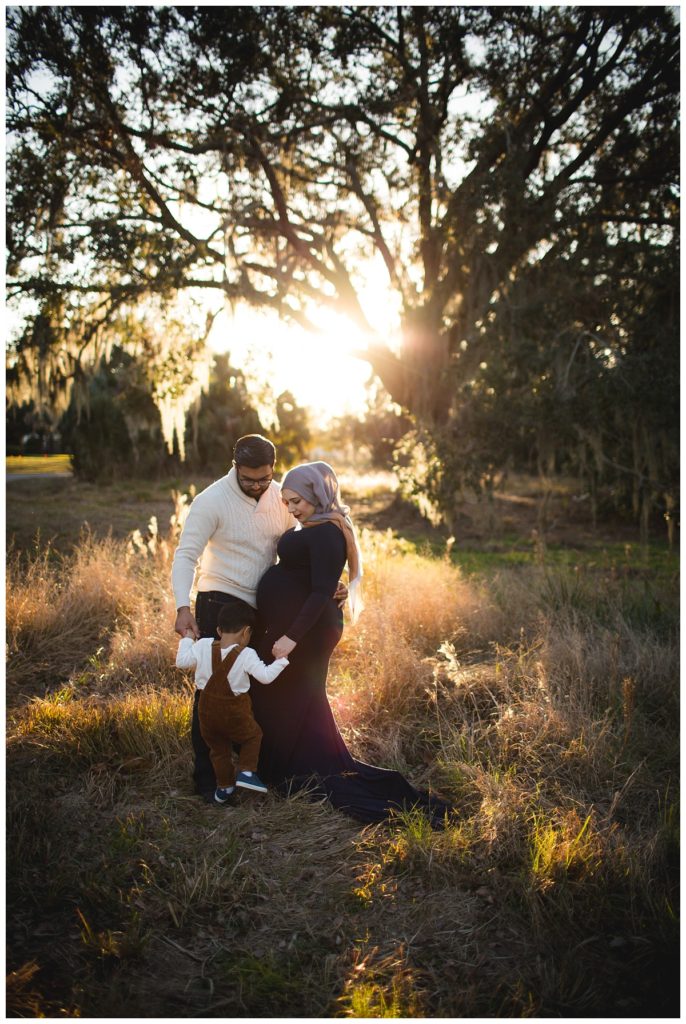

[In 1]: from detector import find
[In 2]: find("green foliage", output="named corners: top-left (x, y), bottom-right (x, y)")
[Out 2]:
top-left (184, 357), bottom-right (313, 474)
top-left (183, 353), bottom-right (263, 474)
top-left (6, 400), bottom-right (63, 454)
top-left (271, 390), bottom-right (312, 469)
top-left (340, 976), bottom-right (423, 1018)
top-left (220, 953), bottom-right (308, 1016)
top-left (443, 223), bottom-right (680, 536)
top-left (326, 385), bottom-right (412, 468)
top-left (60, 347), bottom-right (170, 481)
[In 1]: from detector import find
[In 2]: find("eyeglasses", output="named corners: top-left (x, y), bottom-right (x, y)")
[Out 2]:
top-left (236, 472), bottom-right (273, 489)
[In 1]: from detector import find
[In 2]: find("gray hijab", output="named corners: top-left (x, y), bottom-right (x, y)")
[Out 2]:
top-left (281, 461), bottom-right (350, 521)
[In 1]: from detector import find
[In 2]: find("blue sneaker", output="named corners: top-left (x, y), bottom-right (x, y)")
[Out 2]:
top-left (214, 785), bottom-right (235, 804)
top-left (236, 771), bottom-right (268, 794)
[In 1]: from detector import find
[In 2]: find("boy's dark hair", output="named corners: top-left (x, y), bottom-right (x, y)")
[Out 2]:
top-left (217, 601), bottom-right (257, 634)
top-left (233, 434), bottom-right (276, 468)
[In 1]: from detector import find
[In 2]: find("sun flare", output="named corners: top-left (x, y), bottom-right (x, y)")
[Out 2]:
top-left (208, 260), bottom-right (402, 427)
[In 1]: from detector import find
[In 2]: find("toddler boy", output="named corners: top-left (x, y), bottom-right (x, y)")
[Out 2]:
top-left (176, 603), bottom-right (288, 804)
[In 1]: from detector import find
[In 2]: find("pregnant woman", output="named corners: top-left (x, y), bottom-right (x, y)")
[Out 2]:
top-left (249, 461), bottom-right (449, 826)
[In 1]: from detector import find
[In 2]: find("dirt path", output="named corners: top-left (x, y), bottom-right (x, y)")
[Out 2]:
top-left (7, 472), bottom-right (72, 480)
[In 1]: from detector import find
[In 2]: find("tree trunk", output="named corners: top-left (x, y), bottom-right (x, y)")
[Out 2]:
top-left (366, 313), bottom-right (454, 426)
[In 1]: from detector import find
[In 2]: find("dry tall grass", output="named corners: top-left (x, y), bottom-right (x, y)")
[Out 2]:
top-left (5, 491), bottom-right (679, 1018)
top-left (6, 525), bottom-right (179, 705)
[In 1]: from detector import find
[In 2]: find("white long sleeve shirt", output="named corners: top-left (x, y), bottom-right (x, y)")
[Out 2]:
top-left (171, 468), bottom-right (293, 610)
top-left (176, 637), bottom-right (289, 694)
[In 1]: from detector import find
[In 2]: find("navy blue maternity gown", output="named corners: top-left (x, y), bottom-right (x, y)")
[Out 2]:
top-left (249, 522), bottom-right (450, 826)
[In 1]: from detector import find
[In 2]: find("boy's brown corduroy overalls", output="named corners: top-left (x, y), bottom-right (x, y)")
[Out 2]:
top-left (198, 642), bottom-right (263, 789)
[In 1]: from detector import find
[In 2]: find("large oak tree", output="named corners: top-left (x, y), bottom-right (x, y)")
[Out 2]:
top-left (6, 6), bottom-right (679, 519)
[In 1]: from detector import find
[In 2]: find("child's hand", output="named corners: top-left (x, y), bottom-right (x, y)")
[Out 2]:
top-left (183, 628), bottom-right (196, 639)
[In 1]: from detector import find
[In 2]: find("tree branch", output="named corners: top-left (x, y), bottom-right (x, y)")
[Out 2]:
top-left (95, 91), bottom-right (225, 264)
top-left (342, 148), bottom-right (405, 300)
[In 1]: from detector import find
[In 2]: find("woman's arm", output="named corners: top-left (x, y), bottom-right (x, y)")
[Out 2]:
top-left (272, 635), bottom-right (297, 659)
top-left (274, 524), bottom-right (346, 648)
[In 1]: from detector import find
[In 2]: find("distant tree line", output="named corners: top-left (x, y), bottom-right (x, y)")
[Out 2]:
top-left (6, 7), bottom-right (678, 532)
top-left (7, 351), bottom-right (311, 482)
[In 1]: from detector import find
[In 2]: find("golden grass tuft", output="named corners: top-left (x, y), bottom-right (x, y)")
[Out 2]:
top-left (356, 527), bottom-right (503, 650)
top-left (9, 687), bottom-right (190, 773)
top-left (337, 944), bottom-right (426, 1017)
top-left (5, 961), bottom-right (46, 1019)
top-left (7, 534), bottom-right (147, 698)
top-left (528, 808), bottom-right (605, 887)
top-left (330, 529), bottom-right (506, 768)
top-left (6, 528), bottom-right (182, 701)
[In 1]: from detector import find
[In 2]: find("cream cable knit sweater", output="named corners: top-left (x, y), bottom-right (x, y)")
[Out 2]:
top-left (171, 468), bottom-right (293, 610)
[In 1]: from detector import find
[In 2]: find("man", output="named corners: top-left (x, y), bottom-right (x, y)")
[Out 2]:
top-left (172, 434), bottom-right (292, 799)
top-left (173, 434), bottom-right (290, 637)
top-left (172, 433), bottom-right (346, 800)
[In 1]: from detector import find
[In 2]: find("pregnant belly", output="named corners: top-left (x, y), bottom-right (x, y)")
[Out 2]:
top-left (257, 565), bottom-right (309, 635)
top-left (256, 565), bottom-right (344, 667)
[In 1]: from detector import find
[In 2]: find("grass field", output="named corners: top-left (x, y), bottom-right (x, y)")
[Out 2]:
top-left (5, 471), bottom-right (680, 1017)
top-left (6, 454), bottom-right (72, 475)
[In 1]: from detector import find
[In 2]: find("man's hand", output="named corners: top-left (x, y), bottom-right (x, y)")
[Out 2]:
top-left (334, 580), bottom-right (348, 608)
top-left (272, 635), bottom-right (296, 660)
top-left (175, 606), bottom-right (200, 639)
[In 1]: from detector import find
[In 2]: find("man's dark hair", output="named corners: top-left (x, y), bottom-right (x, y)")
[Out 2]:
top-left (233, 434), bottom-right (276, 468)
top-left (217, 601), bottom-right (257, 634)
